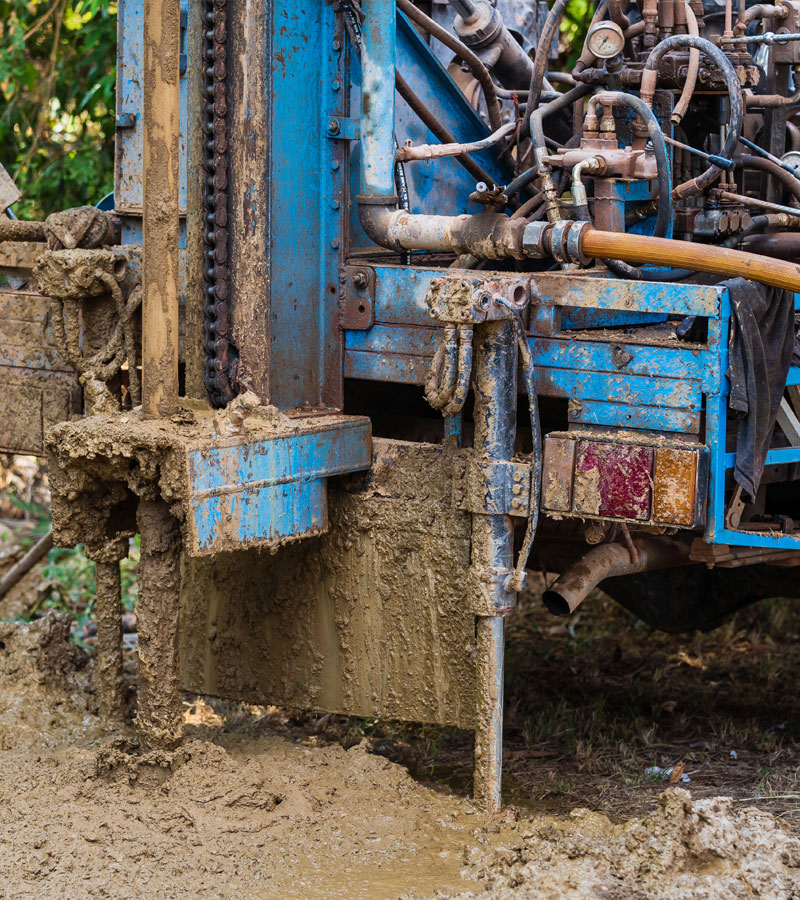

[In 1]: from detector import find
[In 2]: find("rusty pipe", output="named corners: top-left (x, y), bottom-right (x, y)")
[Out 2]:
top-left (542, 536), bottom-right (692, 616)
top-left (578, 227), bottom-right (800, 292)
top-left (142, 0), bottom-right (180, 417)
top-left (671, 2), bottom-right (699, 125)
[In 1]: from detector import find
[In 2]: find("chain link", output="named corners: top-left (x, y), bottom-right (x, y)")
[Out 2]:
top-left (202, 0), bottom-right (237, 407)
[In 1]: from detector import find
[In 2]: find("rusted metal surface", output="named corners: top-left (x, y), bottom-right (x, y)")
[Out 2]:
top-left (340, 266), bottom-right (376, 330)
top-left (542, 536), bottom-right (693, 616)
top-left (541, 435), bottom-right (576, 512)
top-left (186, 414), bottom-right (372, 555)
top-left (142, 0), bottom-right (180, 418)
top-left (0, 219), bottom-right (45, 243)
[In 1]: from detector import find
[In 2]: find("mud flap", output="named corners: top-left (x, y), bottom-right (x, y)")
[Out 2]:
top-left (179, 439), bottom-right (479, 729)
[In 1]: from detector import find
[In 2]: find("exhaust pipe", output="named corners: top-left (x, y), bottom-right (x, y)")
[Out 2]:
top-left (542, 536), bottom-right (692, 616)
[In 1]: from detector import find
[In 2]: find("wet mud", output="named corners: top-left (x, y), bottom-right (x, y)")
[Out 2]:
top-left (1, 614), bottom-right (799, 899)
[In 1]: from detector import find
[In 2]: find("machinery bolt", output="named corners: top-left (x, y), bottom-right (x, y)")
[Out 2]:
top-left (331, 238), bottom-right (340, 249)
top-left (353, 270), bottom-right (369, 289)
top-left (327, 118), bottom-right (340, 136)
top-left (332, 199), bottom-right (340, 210)
top-left (332, 39), bottom-right (342, 51)
top-left (331, 80), bottom-right (341, 92)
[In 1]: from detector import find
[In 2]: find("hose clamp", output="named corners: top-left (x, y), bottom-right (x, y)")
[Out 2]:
top-left (550, 220), bottom-right (572, 264)
top-left (565, 220), bottom-right (592, 266)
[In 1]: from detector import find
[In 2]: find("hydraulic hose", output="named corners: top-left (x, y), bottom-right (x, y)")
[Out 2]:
top-left (529, 83), bottom-right (595, 165)
top-left (578, 227), bottom-right (800, 292)
top-left (396, 0), bottom-right (503, 132)
top-left (736, 154), bottom-right (800, 204)
top-left (641, 35), bottom-right (743, 199)
top-left (523, 0), bottom-right (570, 136)
top-left (671, 2), bottom-right (699, 125)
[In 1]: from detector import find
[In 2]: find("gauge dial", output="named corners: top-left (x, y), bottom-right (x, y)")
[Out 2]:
top-left (586, 21), bottom-right (625, 60)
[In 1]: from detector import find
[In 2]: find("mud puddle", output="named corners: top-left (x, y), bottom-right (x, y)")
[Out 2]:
top-left (1, 614), bottom-right (799, 900)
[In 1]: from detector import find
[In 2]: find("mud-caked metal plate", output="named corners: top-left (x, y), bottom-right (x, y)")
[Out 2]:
top-left (180, 439), bottom-right (478, 729)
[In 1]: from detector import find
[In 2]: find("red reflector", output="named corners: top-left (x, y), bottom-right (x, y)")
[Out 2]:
top-left (574, 441), bottom-right (654, 520)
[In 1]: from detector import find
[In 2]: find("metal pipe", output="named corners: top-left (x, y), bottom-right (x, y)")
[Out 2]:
top-left (396, 0), bottom-right (503, 132)
top-left (471, 320), bottom-right (517, 813)
top-left (717, 189), bottom-right (800, 215)
top-left (394, 71), bottom-right (499, 189)
top-left (142, 0), bottom-right (180, 417)
top-left (543, 536), bottom-right (692, 616)
top-left (395, 122), bottom-right (515, 162)
top-left (361, 0), bottom-right (397, 199)
top-left (579, 226), bottom-right (800, 291)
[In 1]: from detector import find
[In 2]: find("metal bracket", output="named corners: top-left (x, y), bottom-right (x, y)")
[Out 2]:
top-left (454, 456), bottom-right (531, 517)
top-left (340, 265), bottom-right (375, 330)
top-left (425, 274), bottom-right (530, 324)
top-left (326, 116), bottom-right (360, 140)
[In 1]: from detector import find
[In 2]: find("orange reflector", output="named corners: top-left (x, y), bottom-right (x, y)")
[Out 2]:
top-left (653, 448), bottom-right (698, 526)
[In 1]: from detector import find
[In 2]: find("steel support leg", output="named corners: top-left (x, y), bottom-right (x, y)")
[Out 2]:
top-left (135, 496), bottom-right (183, 750)
top-left (471, 320), bottom-right (517, 812)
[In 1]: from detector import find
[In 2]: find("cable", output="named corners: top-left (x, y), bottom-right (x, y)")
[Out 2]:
top-left (493, 295), bottom-right (541, 595)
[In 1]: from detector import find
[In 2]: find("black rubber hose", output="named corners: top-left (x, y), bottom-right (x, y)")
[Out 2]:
top-left (737, 155), bottom-right (800, 205)
top-left (529, 83), bottom-right (594, 165)
top-left (643, 35), bottom-right (743, 199)
top-left (523, 0), bottom-right (570, 138)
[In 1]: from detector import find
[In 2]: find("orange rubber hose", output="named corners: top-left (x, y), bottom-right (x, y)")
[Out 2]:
top-left (579, 228), bottom-right (800, 293)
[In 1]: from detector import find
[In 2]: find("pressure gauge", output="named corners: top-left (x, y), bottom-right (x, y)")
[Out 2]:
top-left (586, 21), bottom-right (625, 60)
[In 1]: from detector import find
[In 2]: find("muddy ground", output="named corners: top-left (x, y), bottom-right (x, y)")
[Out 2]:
top-left (2, 574), bottom-right (800, 898)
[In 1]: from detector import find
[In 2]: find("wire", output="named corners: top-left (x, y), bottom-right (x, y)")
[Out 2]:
top-left (493, 295), bottom-right (541, 595)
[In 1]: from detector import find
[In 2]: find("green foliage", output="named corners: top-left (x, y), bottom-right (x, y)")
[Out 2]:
top-left (0, 0), bottom-right (117, 219)
top-left (560, 0), bottom-right (595, 69)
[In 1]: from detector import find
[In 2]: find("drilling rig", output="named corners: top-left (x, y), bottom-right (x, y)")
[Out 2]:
top-left (3, 0), bottom-right (800, 811)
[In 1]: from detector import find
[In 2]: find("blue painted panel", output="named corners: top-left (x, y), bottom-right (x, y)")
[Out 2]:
top-left (115, 0), bottom-right (188, 212)
top-left (573, 399), bottom-right (700, 434)
top-left (192, 478), bottom-right (328, 553)
top-left (268, 0), bottom-right (344, 408)
top-left (533, 275), bottom-right (722, 318)
top-left (189, 423), bottom-right (371, 494)
top-left (187, 418), bottom-right (372, 554)
top-left (559, 309), bottom-right (669, 330)
top-left (724, 446), bottom-right (800, 468)
top-left (537, 368), bottom-right (700, 410)
top-left (348, 12), bottom-right (514, 250)
top-left (345, 349), bottom-right (431, 384)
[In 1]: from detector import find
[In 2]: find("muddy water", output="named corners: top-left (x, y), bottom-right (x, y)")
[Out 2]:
top-left (1, 615), bottom-right (799, 900)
